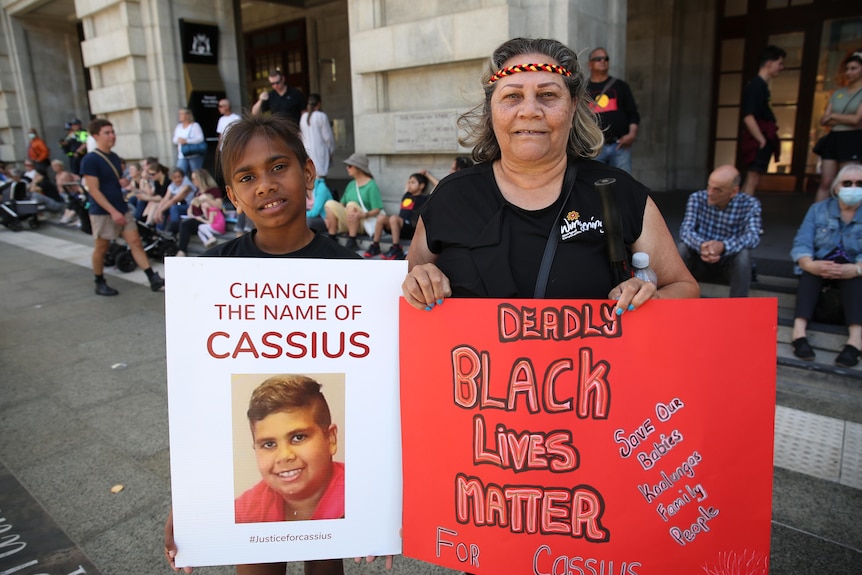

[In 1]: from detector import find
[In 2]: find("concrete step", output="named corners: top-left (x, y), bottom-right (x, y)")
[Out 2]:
top-left (699, 278), bottom-right (796, 307)
top-left (699, 277), bottom-right (861, 380)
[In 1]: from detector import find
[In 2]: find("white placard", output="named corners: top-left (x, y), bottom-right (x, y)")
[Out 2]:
top-left (394, 112), bottom-right (458, 151)
top-left (165, 258), bottom-right (405, 567)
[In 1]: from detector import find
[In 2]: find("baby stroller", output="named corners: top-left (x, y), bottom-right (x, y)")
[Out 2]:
top-left (104, 221), bottom-right (178, 272)
top-left (1, 181), bottom-right (46, 231)
top-left (1, 198), bottom-right (46, 231)
top-left (62, 183), bottom-right (92, 234)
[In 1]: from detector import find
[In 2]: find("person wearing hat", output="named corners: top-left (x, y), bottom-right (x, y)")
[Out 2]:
top-left (59, 119), bottom-right (88, 174)
top-left (323, 152), bottom-right (383, 250)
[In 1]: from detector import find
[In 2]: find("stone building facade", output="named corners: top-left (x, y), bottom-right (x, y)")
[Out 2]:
top-left (0, 0), bottom-right (857, 210)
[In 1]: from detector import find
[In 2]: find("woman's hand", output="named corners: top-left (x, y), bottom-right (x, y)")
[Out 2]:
top-left (608, 277), bottom-right (658, 315)
top-left (402, 263), bottom-right (452, 310)
top-left (804, 259), bottom-right (846, 279)
top-left (164, 509), bottom-right (194, 573)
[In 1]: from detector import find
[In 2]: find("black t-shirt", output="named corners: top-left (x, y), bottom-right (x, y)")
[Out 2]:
top-left (422, 161), bottom-right (649, 299)
top-left (586, 77), bottom-right (640, 141)
top-left (202, 230), bottom-right (361, 259)
top-left (80, 150), bottom-right (126, 215)
top-left (151, 177), bottom-right (169, 198)
top-left (262, 87), bottom-right (306, 125)
top-left (397, 191), bottom-right (428, 226)
top-left (741, 76), bottom-right (776, 122)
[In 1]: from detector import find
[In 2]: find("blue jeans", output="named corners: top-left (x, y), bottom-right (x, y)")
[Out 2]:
top-left (157, 202), bottom-right (188, 234)
top-left (595, 143), bottom-right (632, 173)
top-left (177, 155), bottom-right (204, 177)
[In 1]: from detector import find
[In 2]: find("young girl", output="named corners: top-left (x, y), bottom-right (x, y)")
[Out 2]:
top-left (364, 172), bottom-right (429, 260)
top-left (194, 192), bottom-right (226, 248)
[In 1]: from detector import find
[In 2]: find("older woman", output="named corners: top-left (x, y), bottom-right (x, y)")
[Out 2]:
top-left (172, 107), bottom-right (206, 175)
top-left (790, 163), bottom-right (862, 367)
top-left (403, 37), bottom-right (698, 311)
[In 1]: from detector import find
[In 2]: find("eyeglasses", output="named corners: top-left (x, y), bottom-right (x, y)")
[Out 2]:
top-left (840, 180), bottom-right (862, 187)
top-left (147, 172), bottom-right (157, 177)
top-left (590, 56), bottom-right (609, 62)
top-left (270, 79), bottom-right (283, 86)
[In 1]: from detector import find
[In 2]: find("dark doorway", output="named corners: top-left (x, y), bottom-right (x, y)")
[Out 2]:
top-left (244, 19), bottom-right (309, 104)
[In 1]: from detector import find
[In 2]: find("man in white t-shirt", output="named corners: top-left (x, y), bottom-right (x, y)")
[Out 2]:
top-left (216, 99), bottom-right (241, 148)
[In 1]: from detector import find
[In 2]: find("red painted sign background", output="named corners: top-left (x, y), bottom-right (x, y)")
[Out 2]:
top-left (400, 298), bottom-right (776, 575)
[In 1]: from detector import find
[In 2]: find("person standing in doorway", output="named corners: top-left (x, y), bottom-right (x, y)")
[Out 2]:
top-left (80, 119), bottom-right (164, 296)
top-left (740, 44), bottom-right (786, 196)
top-left (587, 47), bottom-right (640, 174)
top-left (216, 98), bottom-right (241, 148)
top-left (251, 68), bottom-right (306, 125)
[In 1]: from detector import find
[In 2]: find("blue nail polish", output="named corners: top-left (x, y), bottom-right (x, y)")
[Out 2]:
top-left (615, 307), bottom-right (624, 316)
top-left (628, 304), bottom-right (635, 311)
top-left (424, 305), bottom-right (433, 311)
top-left (437, 299), bottom-right (444, 305)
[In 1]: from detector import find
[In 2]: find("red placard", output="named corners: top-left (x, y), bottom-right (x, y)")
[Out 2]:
top-left (400, 298), bottom-right (775, 575)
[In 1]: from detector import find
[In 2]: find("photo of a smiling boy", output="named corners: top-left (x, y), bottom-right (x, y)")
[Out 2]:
top-left (234, 374), bottom-right (345, 523)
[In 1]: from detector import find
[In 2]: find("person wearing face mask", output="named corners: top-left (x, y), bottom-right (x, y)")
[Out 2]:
top-left (790, 163), bottom-right (862, 367)
top-left (26, 128), bottom-right (50, 172)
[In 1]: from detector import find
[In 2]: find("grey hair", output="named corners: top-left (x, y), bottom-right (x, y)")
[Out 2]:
top-left (832, 163), bottom-right (862, 195)
top-left (457, 37), bottom-right (603, 163)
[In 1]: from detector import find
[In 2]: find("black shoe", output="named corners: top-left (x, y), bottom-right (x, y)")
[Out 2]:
top-left (344, 237), bottom-right (359, 250)
top-left (791, 337), bottom-right (815, 361)
top-left (363, 242), bottom-right (381, 258)
top-left (149, 271), bottom-right (165, 292)
top-left (95, 281), bottom-right (119, 296)
top-left (835, 344), bottom-right (860, 368)
top-left (382, 244), bottom-right (404, 260)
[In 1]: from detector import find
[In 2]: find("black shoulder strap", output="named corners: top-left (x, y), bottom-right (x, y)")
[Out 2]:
top-left (534, 161), bottom-right (579, 298)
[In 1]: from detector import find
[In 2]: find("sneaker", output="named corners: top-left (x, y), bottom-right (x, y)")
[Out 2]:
top-left (382, 244), bottom-right (404, 260)
top-left (835, 344), bottom-right (861, 368)
top-left (149, 271), bottom-right (165, 292)
top-left (363, 242), bottom-right (381, 258)
top-left (204, 237), bottom-right (217, 248)
top-left (344, 237), bottom-right (359, 250)
top-left (95, 281), bottom-right (118, 296)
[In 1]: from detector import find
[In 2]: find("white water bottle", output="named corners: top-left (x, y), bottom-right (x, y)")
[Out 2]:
top-left (632, 252), bottom-right (657, 286)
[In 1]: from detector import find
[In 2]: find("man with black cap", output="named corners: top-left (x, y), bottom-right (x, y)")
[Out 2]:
top-left (60, 119), bottom-right (88, 174)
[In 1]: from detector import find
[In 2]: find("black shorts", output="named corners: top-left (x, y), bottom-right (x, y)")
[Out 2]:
top-left (814, 130), bottom-right (862, 163)
top-left (747, 140), bottom-right (775, 173)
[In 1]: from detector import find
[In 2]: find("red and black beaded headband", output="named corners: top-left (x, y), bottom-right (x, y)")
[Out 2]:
top-left (488, 63), bottom-right (573, 84)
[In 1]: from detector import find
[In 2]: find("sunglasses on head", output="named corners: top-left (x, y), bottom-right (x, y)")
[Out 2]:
top-left (590, 56), bottom-right (609, 62)
top-left (840, 180), bottom-right (862, 187)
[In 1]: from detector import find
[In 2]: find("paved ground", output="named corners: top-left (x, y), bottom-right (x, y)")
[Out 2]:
top-left (0, 191), bottom-right (860, 574)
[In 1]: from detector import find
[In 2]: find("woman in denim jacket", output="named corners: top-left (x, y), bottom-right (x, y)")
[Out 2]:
top-left (790, 163), bottom-right (862, 366)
